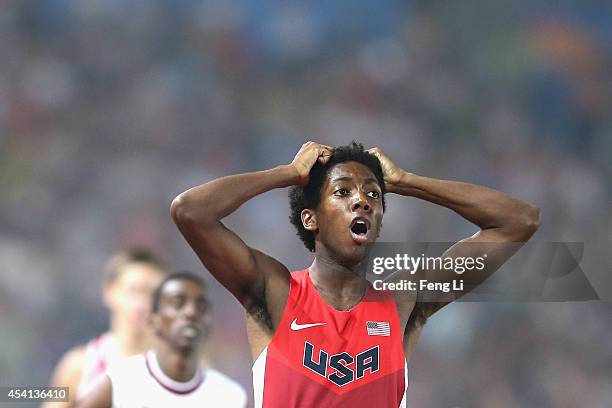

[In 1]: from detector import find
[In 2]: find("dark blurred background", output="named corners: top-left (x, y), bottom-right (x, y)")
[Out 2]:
top-left (1, 1), bottom-right (611, 407)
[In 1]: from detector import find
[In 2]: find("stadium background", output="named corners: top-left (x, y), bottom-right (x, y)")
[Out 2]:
top-left (1, 1), bottom-right (611, 406)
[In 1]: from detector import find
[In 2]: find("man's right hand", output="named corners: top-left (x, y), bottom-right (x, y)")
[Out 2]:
top-left (290, 141), bottom-right (333, 185)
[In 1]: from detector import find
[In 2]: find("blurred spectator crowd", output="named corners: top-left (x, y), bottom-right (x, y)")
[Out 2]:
top-left (1, 1), bottom-right (611, 406)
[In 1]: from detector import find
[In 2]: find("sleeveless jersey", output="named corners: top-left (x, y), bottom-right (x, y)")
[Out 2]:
top-left (77, 333), bottom-right (120, 399)
top-left (253, 269), bottom-right (408, 407)
top-left (107, 351), bottom-right (247, 407)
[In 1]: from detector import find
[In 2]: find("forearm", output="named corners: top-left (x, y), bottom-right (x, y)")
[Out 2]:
top-left (390, 171), bottom-right (540, 237)
top-left (172, 164), bottom-right (298, 225)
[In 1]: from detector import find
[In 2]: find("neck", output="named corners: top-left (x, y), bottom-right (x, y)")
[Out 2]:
top-left (309, 257), bottom-right (368, 310)
top-left (153, 343), bottom-right (199, 382)
top-left (110, 317), bottom-right (151, 356)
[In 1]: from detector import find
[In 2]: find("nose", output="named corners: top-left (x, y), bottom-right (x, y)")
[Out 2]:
top-left (351, 191), bottom-right (371, 213)
top-left (183, 301), bottom-right (200, 320)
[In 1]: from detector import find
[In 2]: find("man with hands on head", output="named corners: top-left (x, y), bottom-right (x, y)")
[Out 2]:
top-left (171, 141), bottom-right (540, 407)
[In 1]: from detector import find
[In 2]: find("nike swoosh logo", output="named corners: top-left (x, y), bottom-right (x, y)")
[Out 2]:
top-left (290, 318), bottom-right (327, 331)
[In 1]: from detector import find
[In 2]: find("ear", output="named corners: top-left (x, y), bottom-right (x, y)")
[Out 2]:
top-left (301, 209), bottom-right (317, 232)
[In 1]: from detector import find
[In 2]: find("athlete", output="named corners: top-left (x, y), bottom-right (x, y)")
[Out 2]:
top-left (78, 272), bottom-right (247, 408)
top-left (45, 249), bottom-right (166, 407)
top-left (170, 141), bottom-right (540, 407)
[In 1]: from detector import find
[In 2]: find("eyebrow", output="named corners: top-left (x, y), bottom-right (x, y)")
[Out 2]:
top-left (331, 176), bottom-right (379, 185)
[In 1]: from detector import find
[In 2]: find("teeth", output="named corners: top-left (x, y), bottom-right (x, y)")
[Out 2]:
top-left (355, 221), bottom-right (367, 229)
top-left (182, 327), bottom-right (198, 337)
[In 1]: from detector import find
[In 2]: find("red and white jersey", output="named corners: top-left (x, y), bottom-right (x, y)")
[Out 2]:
top-left (107, 351), bottom-right (247, 408)
top-left (253, 269), bottom-right (408, 407)
top-left (77, 333), bottom-right (120, 399)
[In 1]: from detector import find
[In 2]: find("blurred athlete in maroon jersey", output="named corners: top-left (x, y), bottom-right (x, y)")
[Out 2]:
top-left (44, 249), bottom-right (166, 407)
top-left (171, 141), bottom-right (540, 407)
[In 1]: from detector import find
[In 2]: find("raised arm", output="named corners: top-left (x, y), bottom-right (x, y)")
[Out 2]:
top-left (170, 142), bottom-right (332, 309)
top-left (369, 147), bottom-right (541, 321)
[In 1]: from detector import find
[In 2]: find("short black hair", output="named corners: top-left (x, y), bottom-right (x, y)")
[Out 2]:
top-left (151, 271), bottom-right (207, 313)
top-left (288, 141), bottom-right (386, 252)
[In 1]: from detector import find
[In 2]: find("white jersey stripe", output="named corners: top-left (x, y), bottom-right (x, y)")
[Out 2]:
top-left (252, 346), bottom-right (268, 408)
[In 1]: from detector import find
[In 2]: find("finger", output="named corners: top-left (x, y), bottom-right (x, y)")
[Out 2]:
top-left (323, 146), bottom-right (336, 161)
top-left (317, 145), bottom-right (332, 155)
top-left (367, 149), bottom-right (380, 159)
top-left (318, 149), bottom-right (332, 163)
top-left (314, 144), bottom-right (329, 158)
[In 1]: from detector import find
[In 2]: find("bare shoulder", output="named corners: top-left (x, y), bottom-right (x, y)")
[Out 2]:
top-left (248, 247), bottom-right (291, 328)
top-left (382, 270), bottom-right (418, 329)
top-left (383, 281), bottom-right (429, 363)
top-left (245, 249), bottom-right (292, 359)
top-left (42, 345), bottom-right (87, 407)
top-left (50, 345), bottom-right (87, 385)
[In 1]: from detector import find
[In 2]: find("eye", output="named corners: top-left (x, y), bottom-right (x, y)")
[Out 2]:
top-left (169, 296), bottom-right (184, 309)
top-left (368, 191), bottom-right (380, 199)
top-left (196, 300), bottom-right (208, 314)
top-left (333, 188), bottom-right (349, 196)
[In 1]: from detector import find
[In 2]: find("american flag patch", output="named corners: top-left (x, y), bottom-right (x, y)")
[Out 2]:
top-left (366, 321), bottom-right (390, 336)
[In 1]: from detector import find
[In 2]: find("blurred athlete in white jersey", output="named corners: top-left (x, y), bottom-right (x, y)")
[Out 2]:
top-left (44, 249), bottom-right (166, 407)
top-left (78, 271), bottom-right (247, 408)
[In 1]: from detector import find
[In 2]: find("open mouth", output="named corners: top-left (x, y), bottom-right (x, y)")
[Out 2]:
top-left (350, 218), bottom-right (370, 244)
top-left (351, 221), bottom-right (368, 235)
top-left (180, 325), bottom-right (201, 338)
